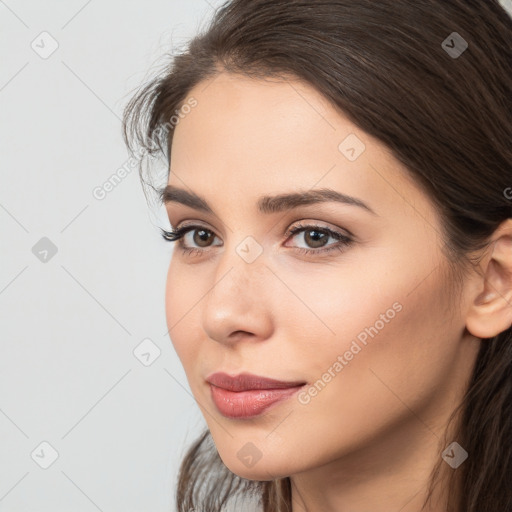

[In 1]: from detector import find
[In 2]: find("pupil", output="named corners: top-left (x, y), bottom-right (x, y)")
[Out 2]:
top-left (306, 229), bottom-right (327, 248)
top-left (194, 229), bottom-right (212, 246)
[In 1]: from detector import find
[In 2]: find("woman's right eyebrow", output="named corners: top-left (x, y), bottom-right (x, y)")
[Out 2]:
top-left (160, 184), bottom-right (377, 216)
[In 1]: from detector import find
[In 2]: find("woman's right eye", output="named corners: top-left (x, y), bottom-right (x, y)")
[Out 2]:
top-left (160, 225), bottom-right (221, 254)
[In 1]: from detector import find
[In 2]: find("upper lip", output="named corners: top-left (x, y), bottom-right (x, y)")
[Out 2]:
top-left (206, 372), bottom-right (306, 392)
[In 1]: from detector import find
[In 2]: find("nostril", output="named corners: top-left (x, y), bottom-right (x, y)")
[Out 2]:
top-left (229, 330), bottom-right (254, 339)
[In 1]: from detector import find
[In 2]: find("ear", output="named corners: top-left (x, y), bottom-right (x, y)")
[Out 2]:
top-left (465, 218), bottom-right (512, 339)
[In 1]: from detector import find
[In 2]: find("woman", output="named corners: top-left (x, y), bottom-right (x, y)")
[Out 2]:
top-left (123, 1), bottom-right (512, 511)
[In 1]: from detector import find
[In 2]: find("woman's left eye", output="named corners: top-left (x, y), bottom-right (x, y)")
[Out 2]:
top-left (284, 223), bottom-right (354, 255)
top-left (160, 222), bottom-right (354, 256)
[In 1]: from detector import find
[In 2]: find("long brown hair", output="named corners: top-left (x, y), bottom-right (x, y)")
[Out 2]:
top-left (122, 1), bottom-right (512, 510)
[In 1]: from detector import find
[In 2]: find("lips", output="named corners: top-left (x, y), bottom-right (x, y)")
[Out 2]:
top-left (207, 372), bottom-right (306, 391)
top-left (206, 372), bottom-right (307, 419)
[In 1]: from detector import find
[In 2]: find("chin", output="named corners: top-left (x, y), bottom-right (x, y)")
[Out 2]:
top-left (217, 451), bottom-right (295, 481)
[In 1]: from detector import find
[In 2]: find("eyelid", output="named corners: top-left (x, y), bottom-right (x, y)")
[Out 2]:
top-left (172, 219), bottom-right (222, 235)
top-left (285, 219), bottom-right (354, 238)
top-left (173, 218), bottom-right (353, 238)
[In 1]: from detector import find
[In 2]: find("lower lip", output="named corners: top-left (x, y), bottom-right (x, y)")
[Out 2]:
top-left (209, 384), bottom-right (305, 419)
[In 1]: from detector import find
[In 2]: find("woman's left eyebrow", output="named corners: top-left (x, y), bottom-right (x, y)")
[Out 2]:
top-left (160, 185), bottom-right (377, 216)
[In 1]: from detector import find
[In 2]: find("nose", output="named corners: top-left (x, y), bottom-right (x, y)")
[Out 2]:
top-left (201, 243), bottom-right (274, 346)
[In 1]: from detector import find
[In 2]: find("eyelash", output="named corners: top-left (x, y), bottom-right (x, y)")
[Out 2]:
top-left (160, 222), bottom-right (354, 257)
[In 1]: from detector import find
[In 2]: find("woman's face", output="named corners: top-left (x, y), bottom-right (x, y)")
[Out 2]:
top-left (164, 72), bottom-right (479, 481)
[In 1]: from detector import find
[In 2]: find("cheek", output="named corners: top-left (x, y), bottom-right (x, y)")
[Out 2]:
top-left (164, 258), bottom-right (203, 366)
top-left (284, 254), bottom-right (458, 412)
top-left (272, 252), bottom-right (409, 352)
top-left (294, 269), bottom-right (456, 429)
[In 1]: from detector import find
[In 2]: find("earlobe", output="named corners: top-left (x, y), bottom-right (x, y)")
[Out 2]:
top-left (465, 219), bottom-right (512, 340)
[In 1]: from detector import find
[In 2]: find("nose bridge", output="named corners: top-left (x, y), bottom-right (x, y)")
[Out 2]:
top-left (212, 235), bottom-right (267, 306)
top-left (215, 227), bottom-right (267, 284)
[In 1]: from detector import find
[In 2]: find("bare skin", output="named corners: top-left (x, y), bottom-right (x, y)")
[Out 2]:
top-left (163, 71), bottom-right (512, 512)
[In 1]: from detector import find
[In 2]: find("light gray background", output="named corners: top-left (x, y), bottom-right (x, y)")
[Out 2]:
top-left (1, 1), bottom-right (223, 511)
top-left (1, 1), bottom-right (511, 511)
